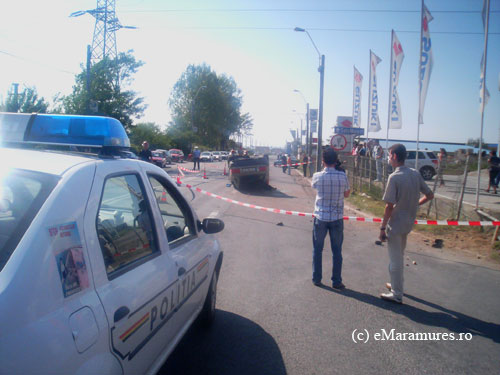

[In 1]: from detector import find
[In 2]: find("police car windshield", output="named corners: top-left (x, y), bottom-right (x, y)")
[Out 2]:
top-left (0, 169), bottom-right (59, 271)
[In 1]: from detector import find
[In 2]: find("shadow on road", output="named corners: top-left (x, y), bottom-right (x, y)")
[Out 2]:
top-left (316, 286), bottom-right (500, 343)
top-left (158, 310), bottom-right (286, 375)
top-left (236, 182), bottom-right (295, 199)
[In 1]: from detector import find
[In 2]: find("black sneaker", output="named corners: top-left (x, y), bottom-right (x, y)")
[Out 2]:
top-left (313, 281), bottom-right (322, 286)
top-left (332, 283), bottom-right (345, 290)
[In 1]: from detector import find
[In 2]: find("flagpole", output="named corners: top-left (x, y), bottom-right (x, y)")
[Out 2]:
top-left (367, 50), bottom-right (372, 144)
top-left (476, 0), bottom-right (490, 209)
top-left (416, 0), bottom-right (424, 170)
top-left (386, 30), bottom-right (395, 151)
top-left (352, 65), bottom-right (356, 128)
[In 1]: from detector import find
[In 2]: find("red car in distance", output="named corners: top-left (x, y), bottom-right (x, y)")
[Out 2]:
top-left (169, 149), bottom-right (185, 163)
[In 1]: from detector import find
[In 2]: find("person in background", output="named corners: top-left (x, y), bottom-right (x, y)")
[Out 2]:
top-left (281, 154), bottom-right (287, 173)
top-left (373, 140), bottom-right (384, 182)
top-left (486, 150), bottom-right (500, 194)
top-left (437, 148), bottom-right (447, 187)
top-left (193, 146), bottom-right (201, 170)
top-left (353, 143), bottom-right (361, 176)
top-left (302, 152), bottom-right (309, 177)
top-left (138, 141), bottom-right (152, 162)
top-left (379, 144), bottom-right (434, 304)
top-left (311, 148), bottom-right (350, 289)
top-left (287, 154), bottom-right (292, 175)
top-left (359, 143), bottom-right (367, 177)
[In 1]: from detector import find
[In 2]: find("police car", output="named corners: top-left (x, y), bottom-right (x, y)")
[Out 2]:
top-left (0, 113), bottom-right (224, 375)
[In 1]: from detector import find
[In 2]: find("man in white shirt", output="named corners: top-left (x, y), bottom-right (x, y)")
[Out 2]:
top-left (379, 144), bottom-right (434, 304)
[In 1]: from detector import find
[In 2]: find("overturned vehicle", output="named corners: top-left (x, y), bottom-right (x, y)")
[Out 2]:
top-left (228, 155), bottom-right (269, 189)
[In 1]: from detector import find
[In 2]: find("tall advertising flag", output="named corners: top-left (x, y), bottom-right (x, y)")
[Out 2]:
top-left (418, 3), bottom-right (434, 124)
top-left (352, 66), bottom-right (363, 127)
top-left (368, 51), bottom-right (382, 133)
top-left (389, 30), bottom-right (405, 129)
top-left (479, 0), bottom-right (490, 112)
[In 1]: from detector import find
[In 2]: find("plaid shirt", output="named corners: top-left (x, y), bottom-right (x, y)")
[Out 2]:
top-left (312, 167), bottom-right (350, 221)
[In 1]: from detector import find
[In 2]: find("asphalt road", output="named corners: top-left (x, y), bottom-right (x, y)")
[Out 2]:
top-left (159, 161), bottom-right (500, 375)
top-left (429, 169), bottom-right (500, 215)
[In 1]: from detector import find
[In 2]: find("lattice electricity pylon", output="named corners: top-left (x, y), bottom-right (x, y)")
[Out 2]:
top-left (70, 0), bottom-right (136, 65)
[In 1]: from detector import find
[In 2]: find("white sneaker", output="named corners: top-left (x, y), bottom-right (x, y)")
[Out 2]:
top-left (380, 292), bottom-right (403, 304)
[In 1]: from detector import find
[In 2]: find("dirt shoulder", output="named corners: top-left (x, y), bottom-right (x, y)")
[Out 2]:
top-left (344, 193), bottom-right (500, 270)
top-left (291, 168), bottom-right (500, 270)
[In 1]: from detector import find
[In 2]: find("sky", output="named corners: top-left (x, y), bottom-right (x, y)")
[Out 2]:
top-left (0, 0), bottom-right (499, 148)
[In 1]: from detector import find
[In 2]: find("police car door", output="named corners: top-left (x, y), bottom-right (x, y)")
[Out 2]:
top-left (146, 171), bottom-right (211, 332)
top-left (84, 161), bottom-right (178, 375)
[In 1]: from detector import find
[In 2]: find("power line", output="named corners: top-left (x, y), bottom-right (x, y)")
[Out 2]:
top-left (121, 8), bottom-right (500, 14)
top-left (154, 26), bottom-right (500, 36)
top-left (0, 50), bottom-right (76, 75)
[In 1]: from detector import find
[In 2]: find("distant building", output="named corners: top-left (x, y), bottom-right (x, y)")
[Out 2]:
top-left (255, 146), bottom-right (271, 155)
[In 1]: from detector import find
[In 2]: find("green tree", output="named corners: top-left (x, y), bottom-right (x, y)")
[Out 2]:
top-left (128, 122), bottom-right (172, 152)
top-left (61, 50), bottom-right (146, 130)
top-left (0, 86), bottom-right (49, 113)
top-left (168, 64), bottom-right (253, 152)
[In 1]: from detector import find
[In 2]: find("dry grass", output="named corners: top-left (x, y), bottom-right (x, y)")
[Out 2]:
top-left (346, 188), bottom-right (500, 263)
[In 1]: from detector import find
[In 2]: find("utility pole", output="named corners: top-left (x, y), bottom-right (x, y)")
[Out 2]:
top-left (12, 83), bottom-right (19, 112)
top-left (317, 54), bottom-right (325, 172)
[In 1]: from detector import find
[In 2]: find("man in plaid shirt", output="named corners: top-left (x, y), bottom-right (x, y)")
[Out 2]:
top-left (311, 148), bottom-right (350, 289)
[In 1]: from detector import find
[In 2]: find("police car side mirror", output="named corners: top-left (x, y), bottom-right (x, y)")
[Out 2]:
top-left (198, 218), bottom-right (225, 234)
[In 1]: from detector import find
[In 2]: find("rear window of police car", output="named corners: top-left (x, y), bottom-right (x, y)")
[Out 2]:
top-left (0, 169), bottom-right (58, 271)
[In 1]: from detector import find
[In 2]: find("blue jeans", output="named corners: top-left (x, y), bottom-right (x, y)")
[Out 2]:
top-left (312, 218), bottom-right (344, 285)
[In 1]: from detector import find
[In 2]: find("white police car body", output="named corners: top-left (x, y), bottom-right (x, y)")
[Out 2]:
top-left (0, 113), bottom-right (224, 375)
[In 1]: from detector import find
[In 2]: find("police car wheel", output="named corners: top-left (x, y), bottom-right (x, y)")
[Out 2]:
top-left (200, 271), bottom-right (217, 328)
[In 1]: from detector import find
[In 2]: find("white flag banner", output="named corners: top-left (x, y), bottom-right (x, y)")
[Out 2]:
top-left (418, 3), bottom-right (434, 125)
top-left (479, 0), bottom-right (490, 112)
top-left (368, 51), bottom-right (382, 133)
top-left (352, 66), bottom-right (363, 127)
top-left (479, 55), bottom-right (491, 112)
top-left (389, 30), bottom-right (405, 129)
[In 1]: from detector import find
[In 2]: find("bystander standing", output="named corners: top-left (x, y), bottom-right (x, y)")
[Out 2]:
top-left (379, 144), bottom-right (434, 304)
top-left (311, 148), bottom-right (350, 289)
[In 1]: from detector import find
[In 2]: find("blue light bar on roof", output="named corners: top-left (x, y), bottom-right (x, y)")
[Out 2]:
top-left (0, 112), bottom-right (130, 148)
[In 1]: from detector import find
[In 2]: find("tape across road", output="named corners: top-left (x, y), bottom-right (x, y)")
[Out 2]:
top-left (274, 161), bottom-right (312, 167)
top-left (174, 178), bottom-right (500, 227)
top-left (178, 166), bottom-right (200, 174)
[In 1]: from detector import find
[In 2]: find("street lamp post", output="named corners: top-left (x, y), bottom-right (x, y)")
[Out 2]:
top-left (294, 27), bottom-right (325, 172)
top-left (293, 89), bottom-right (310, 160)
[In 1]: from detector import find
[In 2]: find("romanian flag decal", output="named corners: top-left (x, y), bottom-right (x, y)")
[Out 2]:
top-left (119, 312), bottom-right (150, 343)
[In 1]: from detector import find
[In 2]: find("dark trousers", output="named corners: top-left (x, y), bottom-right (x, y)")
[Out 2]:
top-left (193, 158), bottom-right (200, 170)
top-left (303, 164), bottom-right (307, 177)
top-left (312, 218), bottom-right (344, 285)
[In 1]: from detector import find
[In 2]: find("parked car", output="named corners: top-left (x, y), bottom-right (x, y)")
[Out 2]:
top-left (0, 112), bottom-right (224, 375)
top-left (211, 151), bottom-right (221, 161)
top-left (220, 151), bottom-right (229, 160)
top-left (200, 151), bottom-right (213, 162)
top-left (154, 149), bottom-right (172, 165)
top-left (169, 148), bottom-right (184, 163)
top-left (151, 150), bottom-right (168, 168)
top-left (120, 150), bottom-right (138, 159)
top-left (405, 150), bottom-right (438, 180)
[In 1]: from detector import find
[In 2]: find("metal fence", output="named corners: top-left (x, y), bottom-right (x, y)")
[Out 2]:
top-left (338, 153), bottom-right (495, 223)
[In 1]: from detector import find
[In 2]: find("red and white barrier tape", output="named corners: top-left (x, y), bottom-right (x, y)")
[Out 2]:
top-left (178, 166), bottom-right (200, 174)
top-left (174, 179), bottom-right (500, 226)
top-left (274, 161), bottom-right (312, 167)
